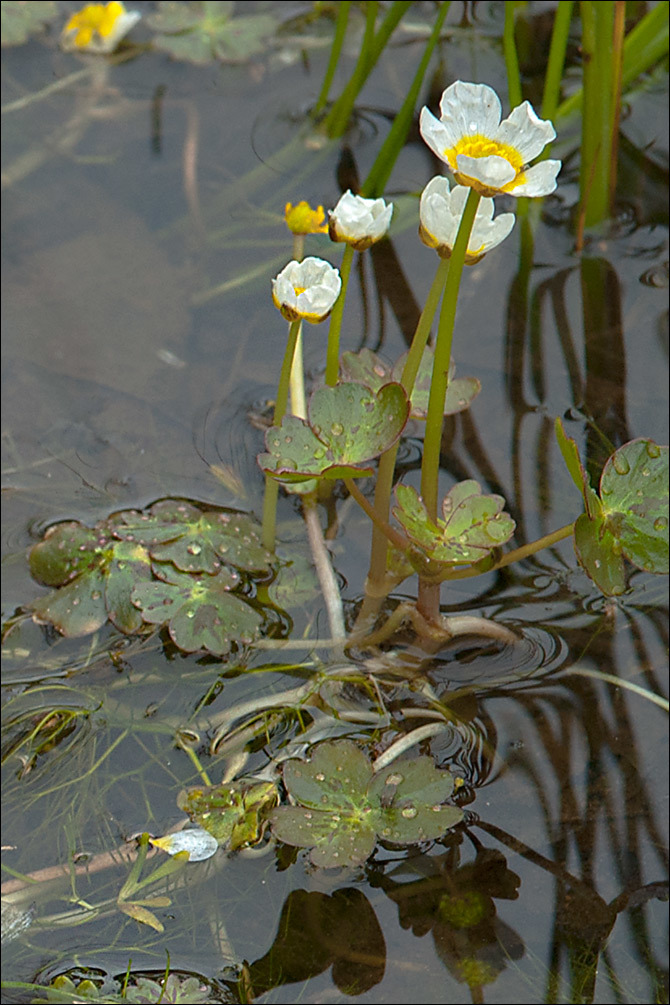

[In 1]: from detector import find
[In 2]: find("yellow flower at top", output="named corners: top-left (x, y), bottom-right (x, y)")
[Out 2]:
top-left (61, 2), bottom-right (141, 54)
top-left (285, 202), bottom-right (329, 236)
top-left (420, 81), bottom-right (561, 199)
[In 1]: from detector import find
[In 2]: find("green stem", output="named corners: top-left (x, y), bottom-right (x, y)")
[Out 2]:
top-left (503, 3), bottom-right (523, 110)
top-left (325, 242), bottom-right (355, 385)
top-left (542, 1), bottom-right (575, 123)
top-left (417, 189), bottom-right (480, 621)
top-left (345, 478), bottom-right (410, 553)
top-left (442, 523), bottom-right (575, 581)
top-left (313, 1), bottom-right (352, 116)
top-left (323, 1), bottom-right (412, 137)
top-left (261, 319), bottom-right (302, 551)
top-left (361, 1), bottom-right (451, 197)
top-left (366, 257), bottom-right (451, 591)
top-left (420, 190), bottom-right (481, 519)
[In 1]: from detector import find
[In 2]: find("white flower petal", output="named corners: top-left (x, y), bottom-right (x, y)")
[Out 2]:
top-left (329, 190), bottom-right (393, 246)
top-left (471, 211), bottom-right (515, 253)
top-left (419, 177), bottom-right (515, 258)
top-left (439, 81), bottom-right (502, 140)
top-left (510, 159), bottom-right (562, 196)
top-left (419, 108), bottom-right (456, 161)
top-left (495, 102), bottom-right (556, 163)
top-left (456, 153), bottom-right (516, 189)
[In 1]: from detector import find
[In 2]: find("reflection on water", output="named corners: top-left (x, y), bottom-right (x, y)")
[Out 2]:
top-left (1, 3), bottom-right (668, 1004)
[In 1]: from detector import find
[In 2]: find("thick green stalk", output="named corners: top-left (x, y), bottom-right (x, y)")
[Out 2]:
top-left (420, 191), bottom-right (480, 519)
top-left (261, 319), bottom-right (302, 550)
top-left (579, 2), bottom-right (615, 230)
top-left (325, 242), bottom-right (355, 386)
top-left (542, 1), bottom-right (575, 122)
top-left (366, 257), bottom-right (451, 591)
top-left (313, 1), bottom-right (352, 117)
top-left (503, 3), bottom-right (523, 110)
top-left (362, 2), bottom-right (451, 198)
top-left (323, 1), bottom-right (412, 138)
top-left (417, 189), bottom-right (480, 621)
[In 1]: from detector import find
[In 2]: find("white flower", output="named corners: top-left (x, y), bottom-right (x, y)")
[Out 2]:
top-left (328, 191), bottom-right (393, 250)
top-left (272, 257), bottom-right (342, 323)
top-left (61, 1), bottom-right (141, 54)
top-left (419, 177), bottom-right (515, 263)
top-left (419, 81), bottom-right (561, 198)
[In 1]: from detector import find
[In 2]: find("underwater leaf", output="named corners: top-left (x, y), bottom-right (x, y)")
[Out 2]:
top-left (132, 571), bottom-right (263, 655)
top-left (259, 382), bottom-right (410, 482)
top-left (29, 521), bottom-right (110, 587)
top-left (598, 439), bottom-right (669, 574)
top-left (394, 482), bottom-right (515, 566)
top-left (268, 551), bottom-right (320, 609)
top-left (271, 739), bottom-right (462, 868)
top-left (123, 974), bottom-right (212, 1003)
top-left (117, 901), bottom-right (165, 932)
top-left (178, 779), bottom-right (278, 850)
top-left (340, 347), bottom-right (480, 418)
top-left (573, 513), bottom-right (627, 596)
top-left (31, 566), bottom-right (109, 637)
top-left (111, 501), bottom-right (274, 575)
top-left (147, 0), bottom-right (276, 65)
top-left (1, 1), bottom-right (58, 46)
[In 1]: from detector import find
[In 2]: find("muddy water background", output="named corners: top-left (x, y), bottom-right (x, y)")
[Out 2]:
top-left (1, 3), bottom-right (668, 1003)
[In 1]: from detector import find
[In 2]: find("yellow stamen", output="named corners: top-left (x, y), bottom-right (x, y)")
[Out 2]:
top-left (444, 134), bottom-right (525, 173)
top-left (285, 201), bottom-right (328, 236)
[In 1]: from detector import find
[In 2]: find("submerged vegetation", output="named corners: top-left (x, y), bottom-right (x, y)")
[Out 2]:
top-left (2, 2), bottom-right (669, 1003)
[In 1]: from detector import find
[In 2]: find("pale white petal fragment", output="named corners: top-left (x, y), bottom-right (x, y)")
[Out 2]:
top-left (328, 190), bottom-right (393, 250)
top-left (150, 828), bottom-right (218, 862)
top-left (272, 256), bottom-right (342, 323)
top-left (508, 159), bottom-right (562, 197)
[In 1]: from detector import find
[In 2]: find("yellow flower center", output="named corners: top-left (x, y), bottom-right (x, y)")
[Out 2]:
top-left (445, 134), bottom-right (525, 173)
top-left (65, 2), bottom-right (125, 46)
top-left (293, 285), bottom-right (306, 296)
top-left (284, 201), bottom-right (328, 236)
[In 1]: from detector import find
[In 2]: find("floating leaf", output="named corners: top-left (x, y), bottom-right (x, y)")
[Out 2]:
top-left (1, 1), bottom-right (58, 46)
top-left (259, 382), bottom-right (409, 482)
top-left (393, 482), bottom-right (515, 567)
top-left (599, 439), bottom-right (668, 574)
top-left (556, 422), bottom-right (668, 594)
top-left (117, 901), bottom-right (165, 932)
top-left (340, 347), bottom-right (480, 418)
top-left (29, 521), bottom-right (110, 587)
top-left (132, 568), bottom-right (263, 655)
top-left (105, 540), bottom-right (153, 633)
top-left (32, 565), bottom-right (109, 637)
top-left (178, 779), bottom-right (278, 850)
top-left (270, 739), bottom-right (462, 868)
top-left (110, 500), bottom-right (274, 575)
top-left (147, 0), bottom-right (277, 65)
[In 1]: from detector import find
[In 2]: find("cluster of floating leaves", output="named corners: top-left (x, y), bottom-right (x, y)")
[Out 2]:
top-left (27, 499), bottom-right (276, 656)
top-left (269, 738), bottom-right (464, 868)
top-left (30, 970), bottom-right (216, 1004)
top-left (556, 421), bottom-right (669, 595)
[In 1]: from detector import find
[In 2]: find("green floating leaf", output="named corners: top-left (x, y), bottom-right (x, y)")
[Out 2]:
top-left (31, 566), bottom-right (109, 638)
top-left (178, 779), bottom-right (278, 850)
top-left (147, 0), bottom-right (277, 65)
top-left (259, 382), bottom-right (410, 483)
top-left (557, 423), bottom-right (668, 595)
top-left (1, 1), bottom-right (58, 46)
top-left (340, 347), bottom-right (480, 418)
top-left (111, 500), bottom-right (274, 575)
top-left (132, 568), bottom-right (263, 655)
top-left (599, 439), bottom-right (668, 574)
top-left (29, 521), bottom-right (110, 587)
top-left (394, 482), bottom-right (515, 567)
top-left (270, 739), bottom-right (462, 868)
